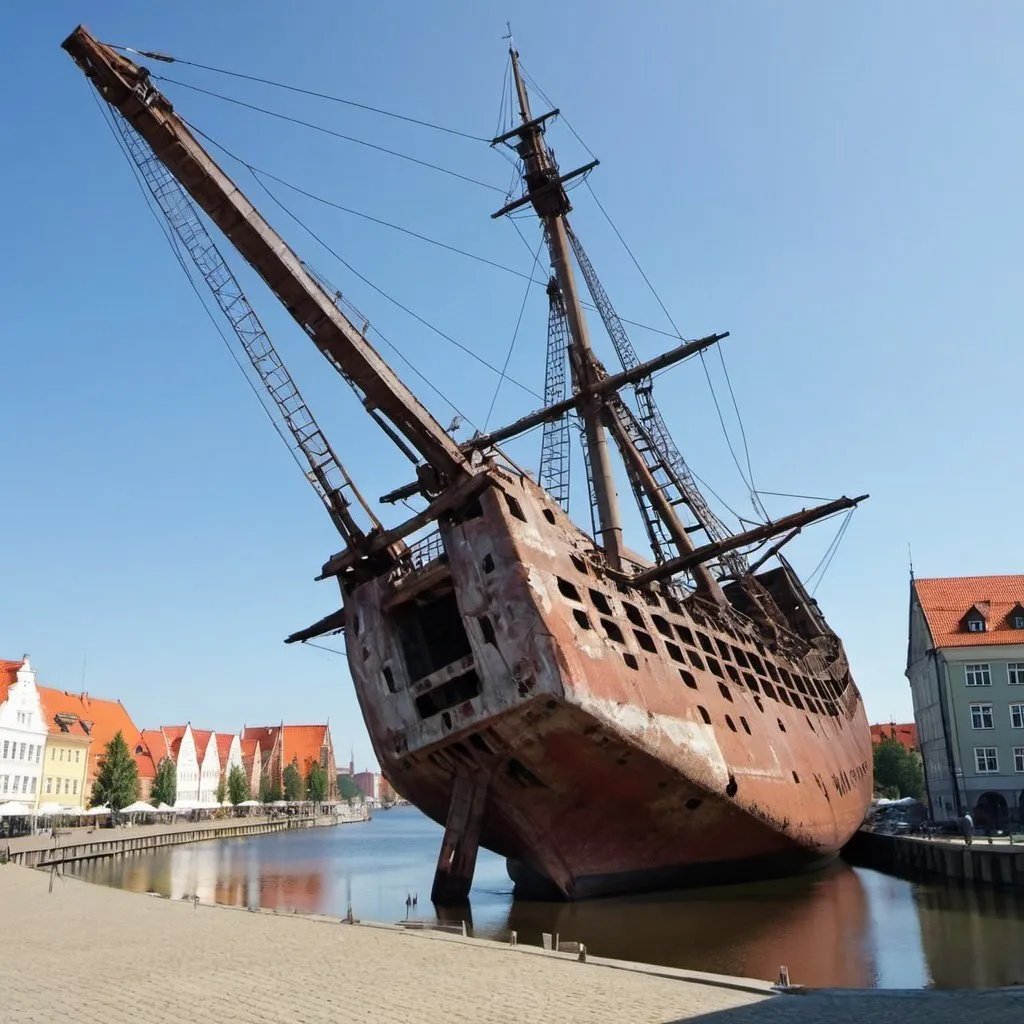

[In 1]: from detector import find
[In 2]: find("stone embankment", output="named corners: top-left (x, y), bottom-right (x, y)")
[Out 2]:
top-left (845, 828), bottom-right (1024, 888)
top-left (2, 863), bottom-right (1023, 1023)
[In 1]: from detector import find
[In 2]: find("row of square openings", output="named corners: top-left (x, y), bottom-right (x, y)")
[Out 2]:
top-left (553, 573), bottom-right (841, 718)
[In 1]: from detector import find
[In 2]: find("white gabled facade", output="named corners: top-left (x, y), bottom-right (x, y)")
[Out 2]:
top-left (0, 657), bottom-right (48, 804)
top-left (196, 731), bottom-right (220, 804)
top-left (166, 725), bottom-right (200, 805)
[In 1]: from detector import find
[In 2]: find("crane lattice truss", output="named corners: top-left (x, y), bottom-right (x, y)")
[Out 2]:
top-left (566, 226), bottom-right (748, 578)
top-left (538, 278), bottom-right (572, 511)
top-left (108, 109), bottom-right (378, 546)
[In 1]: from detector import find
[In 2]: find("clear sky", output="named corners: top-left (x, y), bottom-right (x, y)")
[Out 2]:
top-left (3, 2), bottom-right (1022, 768)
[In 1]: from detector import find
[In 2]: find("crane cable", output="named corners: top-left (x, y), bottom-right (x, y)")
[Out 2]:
top-left (107, 43), bottom-right (488, 141)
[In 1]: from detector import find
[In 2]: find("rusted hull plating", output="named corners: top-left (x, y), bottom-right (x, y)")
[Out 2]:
top-left (343, 470), bottom-right (872, 900)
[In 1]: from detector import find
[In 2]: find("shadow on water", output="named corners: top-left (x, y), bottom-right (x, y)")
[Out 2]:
top-left (64, 805), bottom-right (1024, 988)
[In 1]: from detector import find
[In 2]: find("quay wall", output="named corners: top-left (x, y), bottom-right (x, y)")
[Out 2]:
top-left (4, 812), bottom-right (360, 870)
top-left (845, 828), bottom-right (1024, 888)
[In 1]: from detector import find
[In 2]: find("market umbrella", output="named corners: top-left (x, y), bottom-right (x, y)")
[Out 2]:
top-left (35, 803), bottom-right (67, 816)
top-left (83, 805), bottom-right (110, 816)
top-left (0, 801), bottom-right (33, 817)
top-left (121, 800), bottom-right (159, 815)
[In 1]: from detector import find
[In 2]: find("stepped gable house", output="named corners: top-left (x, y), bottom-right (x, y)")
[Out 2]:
top-left (908, 574), bottom-right (1024, 825)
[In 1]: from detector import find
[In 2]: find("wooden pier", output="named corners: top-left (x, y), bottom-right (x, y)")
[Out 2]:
top-left (3, 812), bottom-right (361, 870)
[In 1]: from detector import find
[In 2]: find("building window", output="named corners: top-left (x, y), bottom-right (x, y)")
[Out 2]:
top-left (1015, 748), bottom-right (1024, 773)
top-left (1009, 664), bottom-right (1024, 686)
top-left (30, 777), bottom-right (36, 794)
top-left (21, 776), bottom-right (28, 794)
top-left (974, 747), bottom-right (999, 773)
top-left (72, 779), bottom-right (77, 795)
top-left (59, 749), bottom-right (64, 762)
top-left (18, 743), bottom-right (26, 761)
top-left (1012, 704), bottom-right (1024, 729)
top-left (965, 664), bottom-right (992, 686)
top-left (64, 778), bottom-right (70, 795)
top-left (971, 703), bottom-right (994, 729)
top-left (45, 777), bottom-right (51, 794)
top-left (27, 745), bottom-right (33, 762)
top-left (1016, 616), bottom-right (1024, 629)
top-left (35, 746), bottom-right (40, 764)
top-left (0, 776), bottom-right (7, 794)
top-left (1, 741), bottom-right (7, 759)
top-left (51, 747), bottom-right (55, 760)
top-left (967, 618), bottom-right (986, 632)
top-left (75, 750), bottom-right (80, 763)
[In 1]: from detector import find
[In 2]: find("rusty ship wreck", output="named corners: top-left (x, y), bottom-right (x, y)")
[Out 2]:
top-left (64, 26), bottom-right (873, 901)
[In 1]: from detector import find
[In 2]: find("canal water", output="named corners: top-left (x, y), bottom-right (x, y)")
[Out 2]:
top-left (65, 805), bottom-right (1024, 988)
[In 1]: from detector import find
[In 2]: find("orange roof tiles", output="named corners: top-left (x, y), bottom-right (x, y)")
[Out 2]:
top-left (282, 725), bottom-right (330, 776)
top-left (870, 722), bottom-right (918, 751)
top-left (36, 686), bottom-right (92, 738)
top-left (191, 729), bottom-right (214, 760)
top-left (131, 734), bottom-right (159, 781)
top-left (914, 575), bottom-right (1024, 648)
top-left (215, 733), bottom-right (236, 765)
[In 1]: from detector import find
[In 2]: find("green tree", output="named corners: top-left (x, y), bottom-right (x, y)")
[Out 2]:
top-left (90, 730), bottom-right (140, 812)
top-left (873, 739), bottom-right (925, 801)
top-left (150, 757), bottom-right (177, 807)
top-left (261, 774), bottom-right (283, 803)
top-left (337, 774), bottom-right (363, 802)
top-left (283, 760), bottom-right (305, 801)
top-left (307, 762), bottom-right (327, 803)
top-left (215, 776), bottom-right (227, 805)
top-left (228, 764), bottom-right (249, 806)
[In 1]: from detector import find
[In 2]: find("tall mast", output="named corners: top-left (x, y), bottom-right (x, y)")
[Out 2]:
top-left (500, 49), bottom-right (624, 569)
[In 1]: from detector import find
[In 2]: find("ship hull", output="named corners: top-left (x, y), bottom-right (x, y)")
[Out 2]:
top-left (341, 471), bottom-right (872, 900)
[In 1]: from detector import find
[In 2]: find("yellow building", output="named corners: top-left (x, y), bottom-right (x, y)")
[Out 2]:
top-left (37, 687), bottom-right (91, 810)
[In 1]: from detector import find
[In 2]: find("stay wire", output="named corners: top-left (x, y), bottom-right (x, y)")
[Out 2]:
top-left (809, 510), bottom-right (855, 597)
top-left (89, 92), bottom-right (320, 495)
top-left (518, 62), bottom-right (598, 162)
top-left (484, 231), bottom-right (545, 431)
top-left (109, 44), bottom-right (488, 141)
top-left (154, 75), bottom-right (504, 194)
top-left (186, 120), bottom-right (542, 407)
top-left (582, 178), bottom-right (763, 519)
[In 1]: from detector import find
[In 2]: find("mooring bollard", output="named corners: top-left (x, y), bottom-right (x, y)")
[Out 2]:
top-left (509, 930), bottom-right (518, 947)
top-left (776, 966), bottom-right (791, 988)
top-left (542, 932), bottom-right (552, 950)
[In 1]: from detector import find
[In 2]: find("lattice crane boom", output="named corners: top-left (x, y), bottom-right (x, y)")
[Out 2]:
top-left (108, 109), bottom-right (380, 547)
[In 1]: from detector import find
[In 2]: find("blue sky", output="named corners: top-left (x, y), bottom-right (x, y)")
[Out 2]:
top-left (3, 2), bottom-right (1022, 768)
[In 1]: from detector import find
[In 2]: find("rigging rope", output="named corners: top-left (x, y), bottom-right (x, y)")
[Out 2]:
top-left (484, 231), bottom-right (545, 431)
top-left (582, 178), bottom-right (765, 520)
top-left (109, 43), bottom-right (488, 141)
top-left (807, 509), bottom-right (855, 596)
top-left (154, 75), bottom-right (504, 193)
top-left (187, 120), bottom-right (542, 406)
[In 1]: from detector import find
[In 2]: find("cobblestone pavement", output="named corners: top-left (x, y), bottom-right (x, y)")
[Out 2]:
top-left (2, 864), bottom-right (1022, 1024)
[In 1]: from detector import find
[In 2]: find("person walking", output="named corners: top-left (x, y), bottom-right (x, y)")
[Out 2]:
top-left (961, 811), bottom-right (974, 846)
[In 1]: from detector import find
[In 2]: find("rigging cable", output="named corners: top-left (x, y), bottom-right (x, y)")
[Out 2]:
top-left (484, 230), bottom-right (545, 431)
top-left (806, 509), bottom-right (855, 596)
top-left (153, 75), bottom-right (504, 194)
top-left (582, 178), bottom-right (766, 520)
top-left (89, 90), bottom-right (336, 504)
top-left (109, 43), bottom-right (488, 141)
top-left (186, 120), bottom-right (543, 406)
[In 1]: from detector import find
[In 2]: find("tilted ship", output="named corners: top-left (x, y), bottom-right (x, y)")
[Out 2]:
top-left (64, 26), bottom-right (873, 901)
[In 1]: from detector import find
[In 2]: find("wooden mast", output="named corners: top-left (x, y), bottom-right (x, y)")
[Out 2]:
top-left (502, 48), bottom-right (625, 570)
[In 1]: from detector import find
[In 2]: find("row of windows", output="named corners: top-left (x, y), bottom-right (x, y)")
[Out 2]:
top-left (50, 747), bottom-right (81, 763)
top-left (0, 775), bottom-right (37, 795)
top-left (974, 746), bottom-right (1024, 774)
top-left (967, 615), bottom-right (1024, 632)
top-left (965, 663), bottom-right (1024, 686)
top-left (43, 776), bottom-right (78, 796)
top-left (969, 702), bottom-right (1024, 729)
top-left (1, 741), bottom-right (42, 764)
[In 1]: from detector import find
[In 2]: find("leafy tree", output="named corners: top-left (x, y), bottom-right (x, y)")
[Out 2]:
top-left (283, 760), bottom-right (305, 801)
top-left (307, 762), bottom-right (327, 803)
top-left (228, 764), bottom-right (249, 806)
top-left (91, 730), bottom-right (140, 812)
top-left (337, 774), bottom-right (363, 802)
top-left (261, 774), bottom-right (283, 803)
top-left (873, 738), bottom-right (925, 801)
top-left (215, 776), bottom-right (227, 805)
top-left (150, 757), bottom-right (177, 807)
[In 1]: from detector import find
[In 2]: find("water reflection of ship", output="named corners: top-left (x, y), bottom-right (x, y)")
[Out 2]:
top-left (915, 882), bottom-right (1024, 988)
top-left (503, 861), bottom-right (872, 987)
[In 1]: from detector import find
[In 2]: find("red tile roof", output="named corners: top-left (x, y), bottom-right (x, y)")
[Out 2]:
top-left (139, 729), bottom-right (170, 767)
top-left (29, 688), bottom-right (140, 783)
top-left (191, 729), bottom-right (214, 762)
top-left (216, 733), bottom-right (236, 765)
top-left (914, 575), bottom-right (1024, 648)
top-left (282, 725), bottom-right (330, 777)
top-left (36, 686), bottom-right (92, 738)
top-left (131, 734), bottom-right (159, 781)
top-left (870, 722), bottom-right (918, 751)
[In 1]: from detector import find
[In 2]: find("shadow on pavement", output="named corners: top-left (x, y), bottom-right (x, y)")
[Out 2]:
top-left (664, 988), bottom-right (1024, 1023)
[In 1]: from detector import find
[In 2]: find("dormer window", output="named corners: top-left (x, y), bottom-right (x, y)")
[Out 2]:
top-left (1016, 616), bottom-right (1024, 629)
top-left (968, 618), bottom-right (986, 632)
top-left (962, 602), bottom-right (990, 634)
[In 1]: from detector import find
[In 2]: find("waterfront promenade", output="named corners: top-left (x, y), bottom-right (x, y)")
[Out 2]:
top-left (2, 864), bottom-right (1023, 1023)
